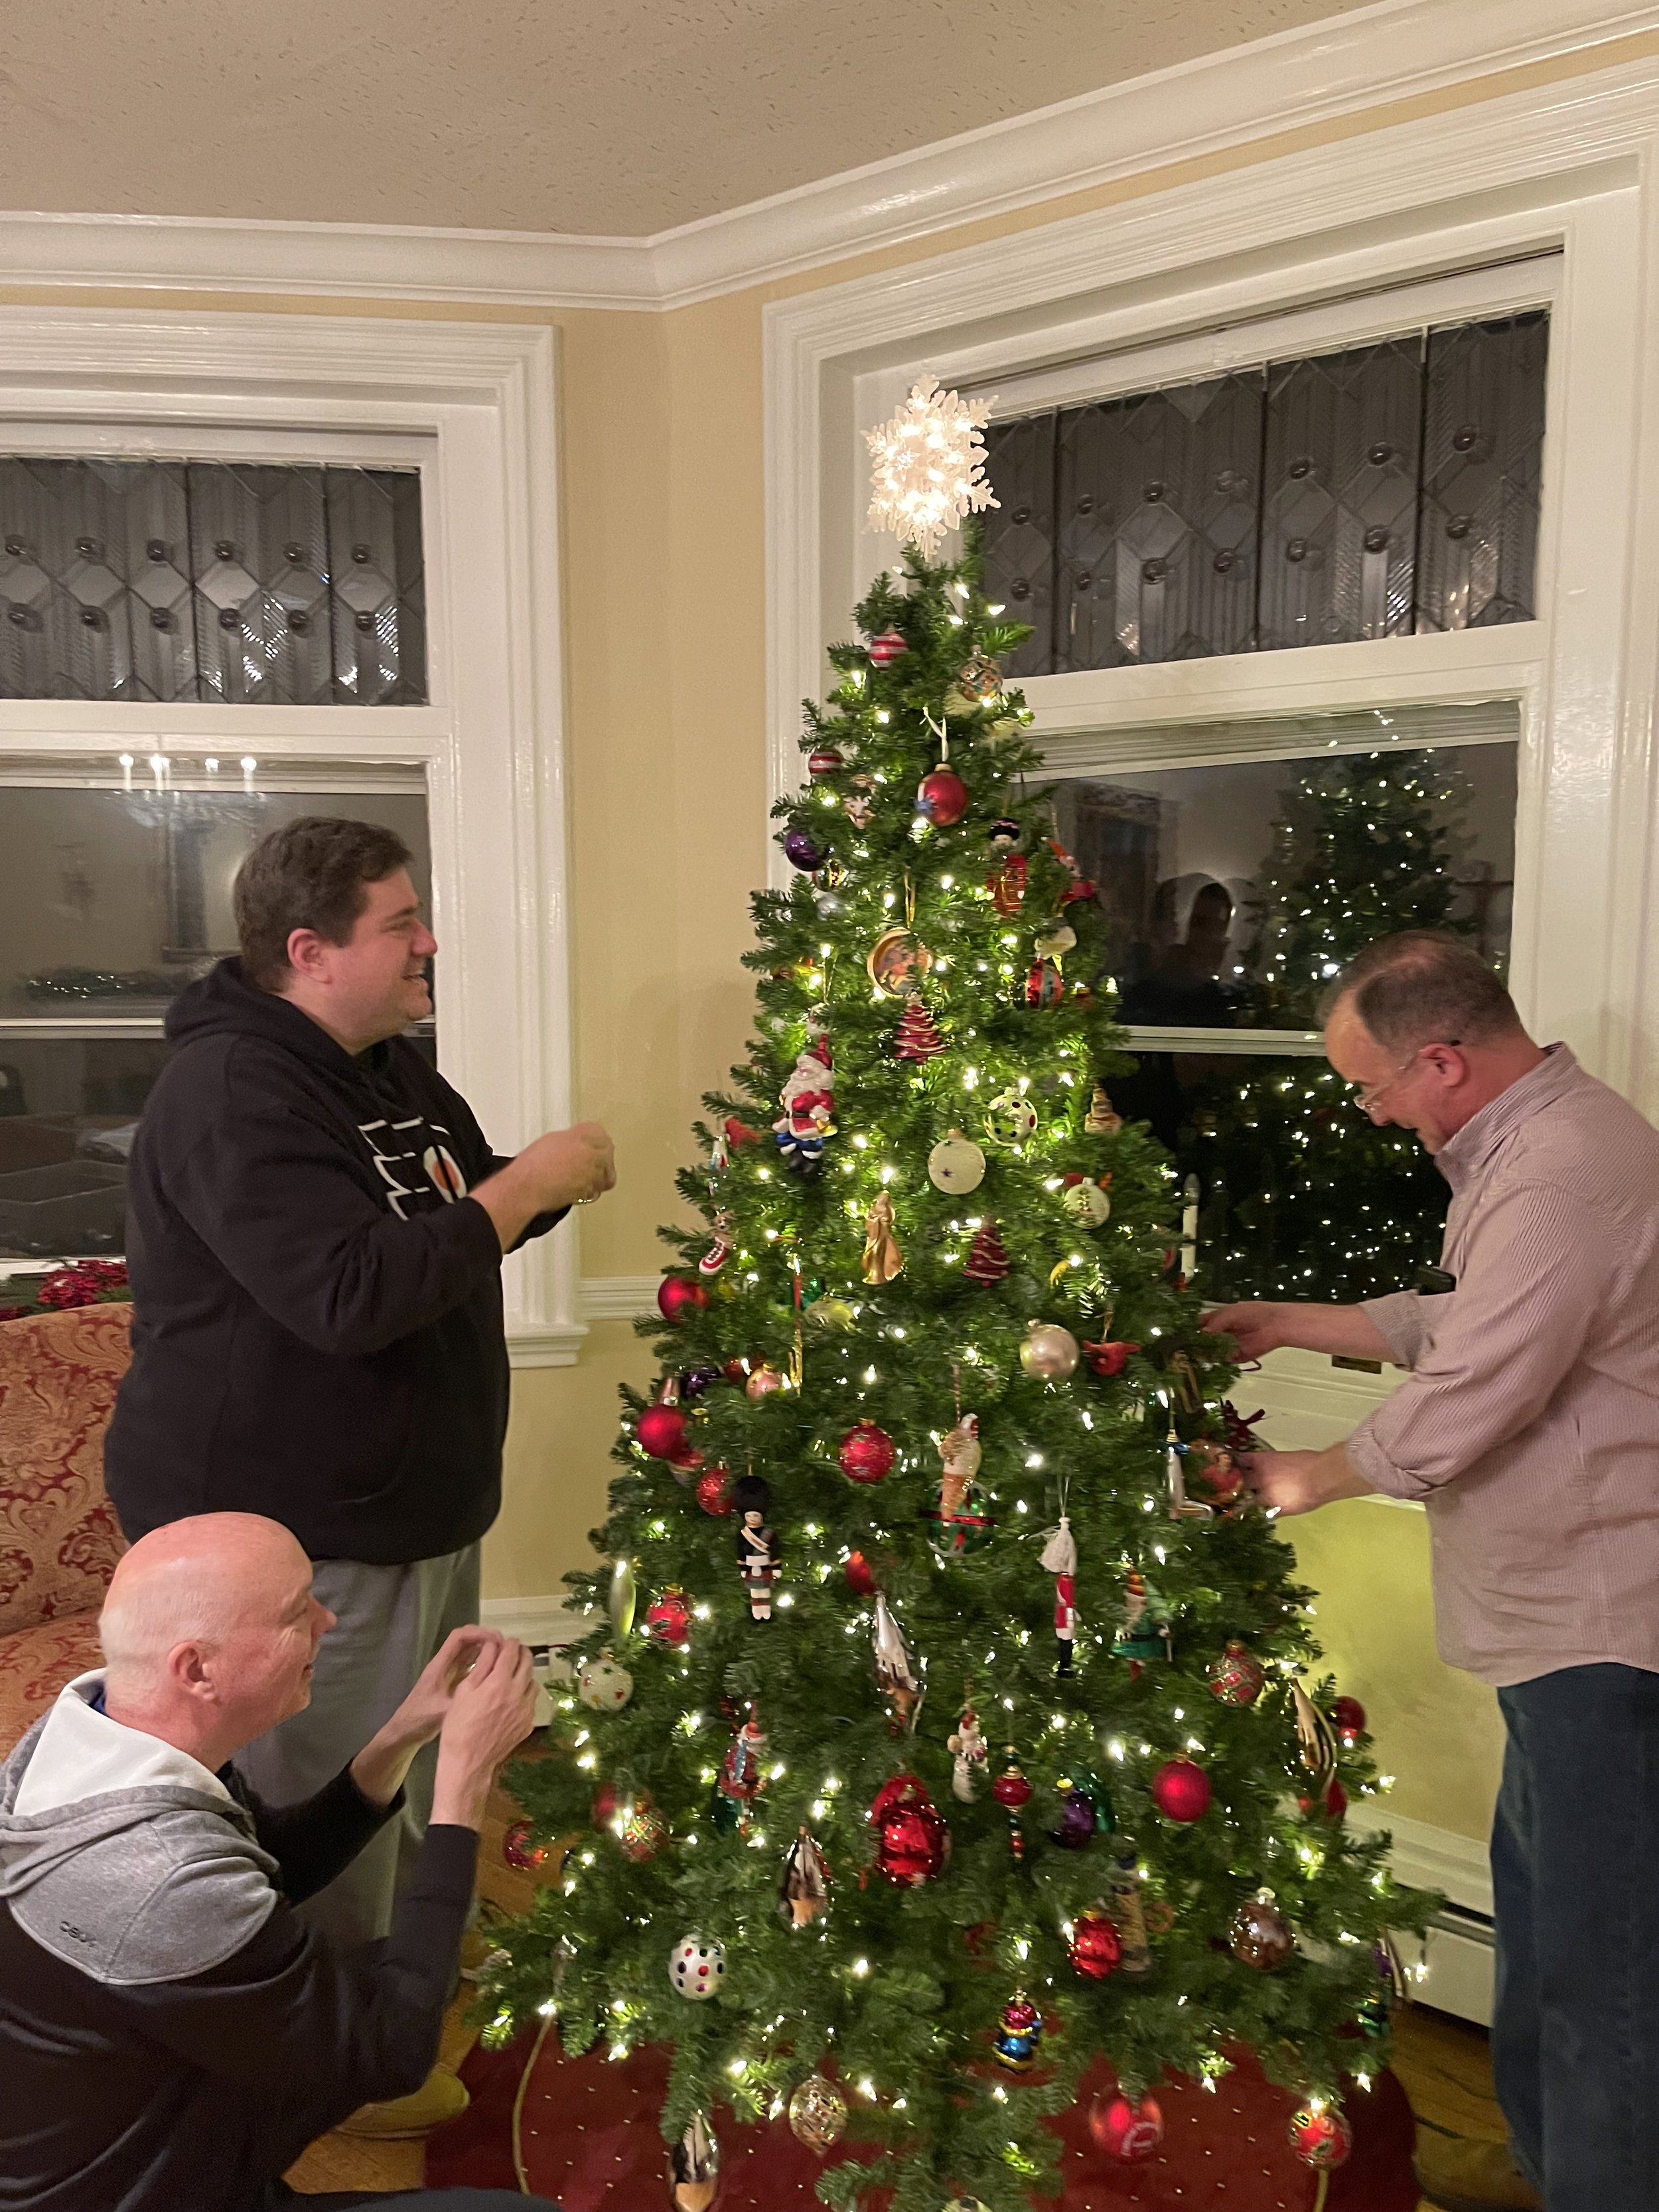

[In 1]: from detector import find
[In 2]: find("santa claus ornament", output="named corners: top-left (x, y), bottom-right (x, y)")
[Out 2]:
top-left (773, 1028), bottom-right (836, 1177)
top-left (948, 1696), bottom-right (987, 1801)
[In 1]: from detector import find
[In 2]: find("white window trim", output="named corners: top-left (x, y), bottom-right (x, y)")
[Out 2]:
top-left (0, 309), bottom-right (583, 1367)
top-left (764, 52), bottom-right (1659, 1137)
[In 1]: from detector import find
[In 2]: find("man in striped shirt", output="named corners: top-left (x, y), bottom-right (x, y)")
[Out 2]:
top-left (1204, 932), bottom-right (1659, 2212)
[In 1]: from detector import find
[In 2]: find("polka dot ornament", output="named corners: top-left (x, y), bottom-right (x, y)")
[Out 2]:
top-left (668, 1933), bottom-right (727, 2001)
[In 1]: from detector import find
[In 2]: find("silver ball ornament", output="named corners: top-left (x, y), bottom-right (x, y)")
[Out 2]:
top-left (1020, 1321), bottom-right (1080, 1380)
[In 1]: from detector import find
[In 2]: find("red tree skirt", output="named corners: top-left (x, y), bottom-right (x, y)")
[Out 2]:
top-left (429, 2029), bottom-right (1417, 2211)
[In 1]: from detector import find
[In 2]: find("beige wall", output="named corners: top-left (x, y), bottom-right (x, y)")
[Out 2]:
top-left (9, 23), bottom-right (1645, 1838)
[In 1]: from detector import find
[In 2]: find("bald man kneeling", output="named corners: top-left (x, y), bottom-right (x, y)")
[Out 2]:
top-left (0, 1513), bottom-right (563, 2212)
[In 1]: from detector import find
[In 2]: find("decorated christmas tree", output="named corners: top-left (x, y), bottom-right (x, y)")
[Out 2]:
top-left (486, 385), bottom-right (1427, 2209)
top-left (1183, 749), bottom-right (1475, 1302)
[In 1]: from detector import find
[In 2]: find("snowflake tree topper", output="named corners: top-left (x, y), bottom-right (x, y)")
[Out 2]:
top-left (865, 376), bottom-right (998, 560)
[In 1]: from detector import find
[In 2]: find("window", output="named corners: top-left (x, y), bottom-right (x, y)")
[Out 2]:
top-left (0, 761), bottom-right (431, 1260)
top-left (1036, 707), bottom-right (1518, 1300)
top-left (981, 313), bottom-right (1547, 678)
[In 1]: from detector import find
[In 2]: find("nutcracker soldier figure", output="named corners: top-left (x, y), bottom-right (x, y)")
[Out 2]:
top-left (732, 1474), bottom-right (779, 1621)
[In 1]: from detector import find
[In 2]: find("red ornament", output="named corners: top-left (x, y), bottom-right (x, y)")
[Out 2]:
top-left (1083, 1338), bottom-right (1141, 1376)
top-left (502, 1816), bottom-right (549, 1871)
top-left (1288, 2103), bottom-right (1353, 2170)
top-left (1024, 959), bottom-right (1063, 1007)
top-left (1208, 1639), bottom-right (1267, 1707)
top-left (591, 1782), bottom-right (622, 1828)
top-left (1150, 1755), bottom-right (1212, 1822)
top-left (636, 1402), bottom-right (690, 1460)
top-left (745, 1364), bottom-right (785, 1400)
top-left (991, 1757), bottom-right (1033, 1810)
top-left (964, 1218), bottom-right (1010, 1285)
top-left (987, 852), bottom-right (1027, 915)
top-left (1332, 1694), bottom-right (1368, 1745)
top-left (844, 1550), bottom-right (878, 1595)
top-left (723, 1117), bottom-right (763, 1147)
top-left (916, 767), bottom-right (970, 826)
top-left (646, 1586), bottom-right (692, 1646)
top-left (696, 1468), bottom-right (734, 1515)
top-left (871, 1773), bottom-right (949, 1886)
top-left (1089, 2091), bottom-right (1165, 2162)
top-left (808, 746), bottom-right (844, 776)
top-left (616, 1799), bottom-right (667, 1863)
top-left (657, 1274), bottom-right (709, 1324)
top-left (1067, 1906), bottom-right (1123, 1981)
top-left (867, 628), bottom-right (908, 667)
top-left (839, 1419), bottom-right (896, 1484)
top-left (722, 1357), bottom-right (751, 1383)
top-left (895, 995), bottom-right (946, 1061)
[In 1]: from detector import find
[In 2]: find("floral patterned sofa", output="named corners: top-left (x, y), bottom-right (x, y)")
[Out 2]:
top-left (0, 1303), bottom-right (130, 1755)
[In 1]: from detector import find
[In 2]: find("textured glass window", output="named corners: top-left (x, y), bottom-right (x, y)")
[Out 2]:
top-left (981, 311), bottom-right (1546, 671)
top-left (0, 461), bottom-right (425, 703)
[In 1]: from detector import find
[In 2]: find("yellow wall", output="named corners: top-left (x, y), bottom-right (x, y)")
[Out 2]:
top-left (11, 27), bottom-right (1644, 1844)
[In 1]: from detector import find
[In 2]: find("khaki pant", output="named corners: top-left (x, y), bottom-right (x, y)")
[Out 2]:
top-left (238, 1544), bottom-right (482, 1947)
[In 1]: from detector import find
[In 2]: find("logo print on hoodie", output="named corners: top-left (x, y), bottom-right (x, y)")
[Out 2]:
top-left (357, 1116), bottom-right (465, 1219)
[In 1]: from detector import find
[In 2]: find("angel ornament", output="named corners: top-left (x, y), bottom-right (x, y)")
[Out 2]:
top-left (861, 1190), bottom-right (903, 1284)
top-left (948, 1695), bottom-right (988, 1802)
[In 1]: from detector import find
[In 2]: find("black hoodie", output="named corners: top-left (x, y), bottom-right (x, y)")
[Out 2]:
top-left (105, 959), bottom-right (563, 1564)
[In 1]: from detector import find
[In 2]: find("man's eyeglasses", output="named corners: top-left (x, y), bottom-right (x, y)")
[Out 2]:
top-left (1348, 1040), bottom-right (1461, 1120)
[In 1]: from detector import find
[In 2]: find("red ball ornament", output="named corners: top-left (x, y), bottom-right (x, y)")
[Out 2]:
top-left (502, 1816), bottom-right (549, 1871)
top-left (695, 1468), bottom-right (734, 1515)
top-left (722, 1357), bottom-right (751, 1383)
top-left (1067, 1906), bottom-right (1123, 1981)
top-left (808, 746), bottom-right (844, 776)
top-left (1150, 1755), bottom-right (1212, 1822)
top-left (871, 1773), bottom-right (949, 1886)
top-left (844, 1549), bottom-right (877, 1595)
top-left (1089, 2091), bottom-right (1165, 2162)
top-left (591, 1782), bottom-right (622, 1829)
top-left (867, 628), bottom-right (908, 668)
top-left (636, 1402), bottom-right (690, 1460)
top-left (1332, 1694), bottom-right (1368, 1745)
top-left (646, 1586), bottom-right (692, 1646)
top-left (991, 1757), bottom-right (1032, 1810)
top-left (916, 767), bottom-right (970, 826)
top-left (1208, 1639), bottom-right (1267, 1707)
top-left (839, 1418), bottom-right (896, 1484)
top-left (1288, 2102), bottom-right (1353, 2170)
top-left (657, 1274), bottom-right (709, 1324)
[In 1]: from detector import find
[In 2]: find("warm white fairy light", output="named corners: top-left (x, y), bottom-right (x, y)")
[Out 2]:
top-left (864, 377), bottom-right (998, 559)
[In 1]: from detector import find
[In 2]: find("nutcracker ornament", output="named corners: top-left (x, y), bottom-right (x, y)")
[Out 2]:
top-left (987, 849), bottom-right (1027, 915)
top-left (947, 1694), bottom-right (988, 1801)
top-left (993, 1990), bottom-right (1044, 2075)
top-left (861, 1191), bottom-right (903, 1284)
top-left (731, 1474), bottom-right (779, 1621)
top-left (668, 2112), bottom-right (719, 2212)
top-left (779, 1826), bottom-right (830, 1927)
top-left (772, 1029), bottom-right (836, 1177)
top-left (1039, 1502), bottom-right (1078, 1675)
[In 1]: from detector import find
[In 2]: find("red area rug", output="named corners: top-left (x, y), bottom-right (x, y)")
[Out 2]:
top-left (428, 2029), bottom-right (1417, 2209)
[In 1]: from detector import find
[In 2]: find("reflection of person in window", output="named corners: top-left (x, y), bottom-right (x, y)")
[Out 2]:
top-left (1116, 880), bottom-right (1238, 1150)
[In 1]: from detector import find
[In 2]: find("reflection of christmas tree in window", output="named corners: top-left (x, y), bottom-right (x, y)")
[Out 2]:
top-left (1185, 749), bottom-right (1475, 1303)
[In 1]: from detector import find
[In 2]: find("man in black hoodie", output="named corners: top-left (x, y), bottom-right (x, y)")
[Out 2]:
top-left (105, 818), bottom-right (613, 2066)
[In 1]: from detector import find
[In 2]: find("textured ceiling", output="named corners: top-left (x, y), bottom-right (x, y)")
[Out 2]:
top-left (0, 1), bottom-right (1390, 239)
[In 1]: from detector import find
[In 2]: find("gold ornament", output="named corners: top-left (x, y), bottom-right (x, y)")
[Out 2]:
top-left (866, 925), bottom-right (933, 998)
top-left (955, 652), bottom-right (1003, 702)
top-left (862, 1191), bottom-right (903, 1284)
top-left (787, 2071), bottom-right (848, 2150)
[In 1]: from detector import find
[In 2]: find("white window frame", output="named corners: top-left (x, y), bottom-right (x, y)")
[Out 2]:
top-left (764, 54), bottom-right (1659, 1128)
top-left (0, 309), bottom-right (583, 1366)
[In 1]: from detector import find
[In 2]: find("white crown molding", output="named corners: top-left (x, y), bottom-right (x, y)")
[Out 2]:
top-left (0, 0), bottom-right (1652, 311)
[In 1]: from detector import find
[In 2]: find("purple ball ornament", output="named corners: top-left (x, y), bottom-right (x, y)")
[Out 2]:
top-left (1049, 1779), bottom-right (1101, 1850)
top-left (680, 1365), bottom-right (725, 1400)
top-left (783, 826), bottom-right (826, 871)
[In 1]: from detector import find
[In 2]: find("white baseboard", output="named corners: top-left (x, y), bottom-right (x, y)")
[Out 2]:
top-left (1356, 1806), bottom-right (1495, 2026)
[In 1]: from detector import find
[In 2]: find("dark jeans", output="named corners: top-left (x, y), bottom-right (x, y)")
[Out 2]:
top-left (1492, 1663), bottom-right (1659, 2211)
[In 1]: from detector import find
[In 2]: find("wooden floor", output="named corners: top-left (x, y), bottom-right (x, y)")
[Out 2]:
top-left (289, 1791), bottom-right (1507, 2205)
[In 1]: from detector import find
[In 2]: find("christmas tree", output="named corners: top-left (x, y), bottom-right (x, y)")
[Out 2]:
top-left (1182, 750), bottom-right (1475, 1303)
top-left (486, 388), bottom-right (1427, 2208)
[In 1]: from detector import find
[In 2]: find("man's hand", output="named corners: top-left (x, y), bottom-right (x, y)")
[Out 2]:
top-left (431, 1637), bottom-right (540, 1834)
top-left (1238, 1445), bottom-right (1373, 1517)
top-left (472, 1122), bottom-right (616, 1251)
top-left (1202, 1301), bottom-right (1293, 1360)
top-left (348, 1626), bottom-right (506, 1807)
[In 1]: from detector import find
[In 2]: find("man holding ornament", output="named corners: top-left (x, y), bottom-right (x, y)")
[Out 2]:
top-left (1205, 931), bottom-right (1659, 2212)
top-left (106, 818), bottom-right (614, 2133)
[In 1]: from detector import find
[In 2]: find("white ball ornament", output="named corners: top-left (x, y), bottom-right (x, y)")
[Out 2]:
top-left (928, 1128), bottom-right (987, 1195)
top-left (984, 1089), bottom-right (1039, 1146)
top-left (669, 1933), bottom-right (727, 2001)
top-left (577, 1653), bottom-right (634, 1712)
top-left (1060, 1179), bottom-right (1112, 1228)
top-left (1020, 1321), bottom-right (1081, 1380)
